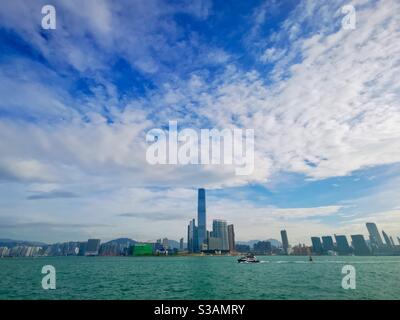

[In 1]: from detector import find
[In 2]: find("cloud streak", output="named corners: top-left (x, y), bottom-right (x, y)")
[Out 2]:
top-left (26, 190), bottom-right (79, 200)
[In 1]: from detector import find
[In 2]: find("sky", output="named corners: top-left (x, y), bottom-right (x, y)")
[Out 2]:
top-left (0, 0), bottom-right (400, 245)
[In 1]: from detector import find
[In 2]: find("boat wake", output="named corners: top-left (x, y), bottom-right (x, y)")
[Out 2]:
top-left (255, 260), bottom-right (400, 264)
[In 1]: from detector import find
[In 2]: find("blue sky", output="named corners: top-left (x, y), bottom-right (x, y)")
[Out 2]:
top-left (0, 0), bottom-right (400, 244)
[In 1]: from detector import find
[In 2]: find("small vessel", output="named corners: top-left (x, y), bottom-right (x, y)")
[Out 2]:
top-left (237, 253), bottom-right (260, 263)
top-left (309, 255), bottom-right (313, 262)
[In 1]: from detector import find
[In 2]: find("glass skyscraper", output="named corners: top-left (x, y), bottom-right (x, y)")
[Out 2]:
top-left (280, 230), bottom-right (289, 254)
top-left (321, 236), bottom-right (335, 252)
top-left (228, 224), bottom-right (235, 252)
top-left (351, 234), bottom-right (370, 255)
top-left (212, 219), bottom-right (229, 251)
top-left (334, 235), bottom-right (351, 255)
top-left (311, 237), bottom-right (323, 254)
top-left (85, 239), bottom-right (101, 256)
top-left (366, 222), bottom-right (384, 248)
top-left (187, 219), bottom-right (198, 253)
top-left (197, 188), bottom-right (206, 248)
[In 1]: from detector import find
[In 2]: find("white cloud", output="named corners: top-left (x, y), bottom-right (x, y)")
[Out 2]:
top-left (260, 47), bottom-right (287, 63)
top-left (4, 0), bottom-right (399, 186)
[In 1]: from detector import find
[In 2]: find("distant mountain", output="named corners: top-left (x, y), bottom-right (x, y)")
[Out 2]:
top-left (103, 238), bottom-right (137, 246)
top-left (0, 239), bottom-right (48, 248)
top-left (237, 239), bottom-right (282, 249)
top-left (236, 240), bottom-right (260, 248)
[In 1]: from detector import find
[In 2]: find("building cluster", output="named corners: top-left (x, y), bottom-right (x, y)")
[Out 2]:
top-left (187, 189), bottom-right (236, 254)
top-left (0, 246), bottom-right (42, 257)
top-left (310, 223), bottom-right (400, 256)
top-left (0, 239), bottom-right (102, 258)
top-left (234, 230), bottom-right (291, 255)
top-left (223, 222), bottom-right (400, 257)
top-left (0, 237), bottom-right (187, 258)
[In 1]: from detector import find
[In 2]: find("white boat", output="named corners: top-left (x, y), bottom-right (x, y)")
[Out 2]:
top-left (237, 253), bottom-right (260, 263)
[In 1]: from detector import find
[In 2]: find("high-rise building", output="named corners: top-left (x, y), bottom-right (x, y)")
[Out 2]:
top-left (208, 236), bottom-right (221, 251)
top-left (187, 219), bottom-right (198, 253)
top-left (351, 235), bottom-right (370, 255)
top-left (382, 230), bottom-right (392, 247)
top-left (311, 237), bottom-right (323, 254)
top-left (85, 239), bottom-right (101, 256)
top-left (366, 222), bottom-right (384, 248)
top-left (280, 230), bottom-right (289, 254)
top-left (197, 188), bottom-right (206, 249)
top-left (212, 219), bottom-right (229, 251)
top-left (227, 224), bottom-right (235, 252)
top-left (321, 236), bottom-right (335, 252)
top-left (78, 241), bottom-right (87, 256)
top-left (334, 235), bottom-right (351, 255)
top-left (162, 238), bottom-right (169, 250)
top-left (179, 237), bottom-right (184, 251)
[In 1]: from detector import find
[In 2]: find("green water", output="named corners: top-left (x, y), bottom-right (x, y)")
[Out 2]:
top-left (0, 255), bottom-right (399, 299)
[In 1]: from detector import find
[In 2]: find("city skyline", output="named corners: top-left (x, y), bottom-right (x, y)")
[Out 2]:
top-left (2, 219), bottom-right (400, 258)
top-left (2, 204), bottom-right (399, 250)
top-left (1, 1), bottom-right (400, 244)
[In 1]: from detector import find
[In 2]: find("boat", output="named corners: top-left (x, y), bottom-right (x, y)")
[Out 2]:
top-left (237, 253), bottom-right (260, 263)
top-left (309, 255), bottom-right (313, 262)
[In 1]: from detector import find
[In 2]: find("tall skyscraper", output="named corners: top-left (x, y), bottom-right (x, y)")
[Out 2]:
top-left (334, 235), bottom-right (351, 255)
top-left (351, 235), bottom-right (370, 255)
top-left (366, 222), bottom-right (384, 248)
top-left (187, 219), bottom-right (198, 253)
top-left (321, 236), bottom-right (335, 252)
top-left (212, 219), bottom-right (229, 251)
top-left (197, 188), bottom-right (206, 248)
top-left (311, 237), bottom-right (323, 254)
top-left (382, 230), bottom-right (392, 247)
top-left (280, 230), bottom-right (289, 254)
top-left (228, 224), bottom-right (235, 252)
top-left (179, 237), bottom-right (184, 251)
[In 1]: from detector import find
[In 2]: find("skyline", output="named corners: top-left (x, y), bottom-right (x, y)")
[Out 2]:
top-left (2, 219), bottom-right (399, 249)
top-left (1, 192), bottom-right (400, 258)
top-left (2, 212), bottom-right (399, 250)
top-left (1, 1), bottom-right (400, 244)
